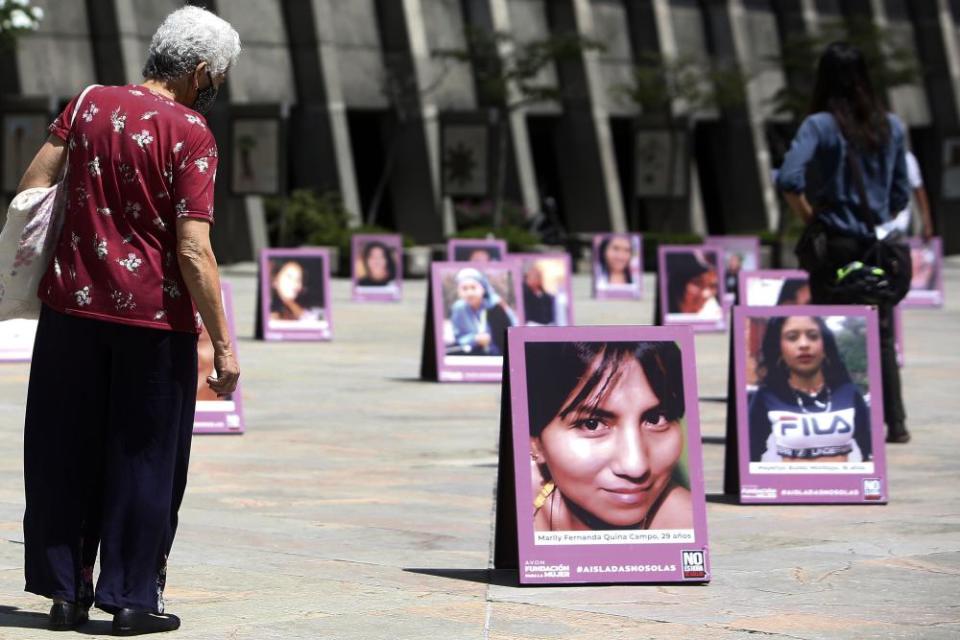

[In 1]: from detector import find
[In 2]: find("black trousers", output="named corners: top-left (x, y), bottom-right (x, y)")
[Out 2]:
top-left (807, 236), bottom-right (907, 428)
top-left (23, 305), bottom-right (197, 613)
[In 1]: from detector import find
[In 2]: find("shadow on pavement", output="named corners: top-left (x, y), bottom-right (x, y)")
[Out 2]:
top-left (699, 395), bottom-right (728, 403)
top-left (403, 568), bottom-right (519, 587)
top-left (77, 620), bottom-right (114, 635)
top-left (0, 604), bottom-right (47, 630)
top-left (402, 569), bottom-right (708, 589)
top-left (0, 605), bottom-right (114, 635)
top-left (705, 493), bottom-right (740, 505)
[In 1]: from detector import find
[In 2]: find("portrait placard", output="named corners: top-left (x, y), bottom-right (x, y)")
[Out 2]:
top-left (3, 113), bottom-right (49, 193)
top-left (729, 305), bottom-right (888, 504)
top-left (351, 234), bottom-right (403, 302)
top-left (0, 319), bottom-right (37, 362)
top-left (510, 253), bottom-right (574, 326)
top-left (231, 117), bottom-right (281, 195)
top-left (657, 246), bottom-right (726, 331)
top-left (738, 269), bottom-right (810, 307)
top-left (420, 261), bottom-right (524, 382)
top-left (259, 248), bottom-right (333, 341)
top-left (494, 325), bottom-right (710, 584)
top-left (194, 281), bottom-right (245, 434)
top-left (902, 237), bottom-right (944, 307)
top-left (447, 238), bottom-right (507, 262)
top-left (705, 236), bottom-right (760, 304)
top-left (592, 233), bottom-right (643, 300)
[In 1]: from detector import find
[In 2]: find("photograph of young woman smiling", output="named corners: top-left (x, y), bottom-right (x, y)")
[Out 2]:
top-left (525, 342), bottom-right (693, 532)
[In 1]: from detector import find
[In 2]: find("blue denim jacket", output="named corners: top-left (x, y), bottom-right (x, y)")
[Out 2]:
top-left (776, 112), bottom-right (910, 238)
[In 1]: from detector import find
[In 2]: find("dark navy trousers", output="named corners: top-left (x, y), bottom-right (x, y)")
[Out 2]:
top-left (23, 305), bottom-right (197, 614)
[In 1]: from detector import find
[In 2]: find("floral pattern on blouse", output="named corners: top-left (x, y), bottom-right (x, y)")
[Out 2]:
top-left (81, 103), bottom-right (99, 123)
top-left (110, 289), bottom-right (137, 312)
top-left (93, 236), bottom-right (108, 260)
top-left (131, 129), bottom-right (154, 149)
top-left (74, 286), bottom-right (92, 306)
top-left (117, 252), bottom-right (143, 274)
top-left (111, 108), bottom-right (126, 133)
top-left (41, 84), bottom-right (218, 332)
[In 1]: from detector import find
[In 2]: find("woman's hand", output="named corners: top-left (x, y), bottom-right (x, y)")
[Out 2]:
top-left (208, 348), bottom-right (240, 397)
top-left (475, 332), bottom-right (491, 348)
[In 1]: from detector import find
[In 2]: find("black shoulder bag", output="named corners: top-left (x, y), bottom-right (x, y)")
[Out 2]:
top-left (795, 148), bottom-right (912, 306)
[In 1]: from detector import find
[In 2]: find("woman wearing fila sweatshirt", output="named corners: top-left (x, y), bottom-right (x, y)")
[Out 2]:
top-left (749, 315), bottom-right (872, 463)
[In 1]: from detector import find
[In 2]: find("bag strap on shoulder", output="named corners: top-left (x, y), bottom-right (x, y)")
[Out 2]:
top-left (68, 84), bottom-right (102, 129)
top-left (844, 145), bottom-right (881, 229)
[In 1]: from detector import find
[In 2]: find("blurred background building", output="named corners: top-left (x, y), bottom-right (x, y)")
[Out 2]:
top-left (2, 0), bottom-right (959, 262)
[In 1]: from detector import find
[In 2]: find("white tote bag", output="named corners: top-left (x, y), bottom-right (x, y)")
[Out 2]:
top-left (0, 84), bottom-right (99, 320)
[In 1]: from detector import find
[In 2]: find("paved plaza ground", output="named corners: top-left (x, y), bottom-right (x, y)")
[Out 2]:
top-left (1, 258), bottom-right (959, 639)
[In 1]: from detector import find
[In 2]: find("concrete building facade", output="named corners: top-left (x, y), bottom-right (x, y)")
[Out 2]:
top-left (2, 0), bottom-right (960, 260)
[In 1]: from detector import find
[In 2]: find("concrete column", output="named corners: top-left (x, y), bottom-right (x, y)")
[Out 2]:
top-left (0, 42), bottom-right (19, 96)
top-left (623, 0), bottom-right (708, 235)
top-left (909, 1), bottom-right (960, 126)
top-left (112, 0), bottom-right (155, 84)
top-left (279, 0), bottom-right (361, 226)
top-left (85, 0), bottom-right (127, 85)
top-left (545, 0), bottom-right (627, 233)
top-left (728, 0), bottom-right (781, 233)
top-left (461, 0), bottom-right (542, 217)
top-left (374, 0), bottom-right (446, 242)
top-left (771, 0), bottom-right (818, 84)
top-left (696, 0), bottom-right (769, 233)
top-left (908, 0), bottom-right (960, 253)
top-left (312, 0), bottom-right (362, 224)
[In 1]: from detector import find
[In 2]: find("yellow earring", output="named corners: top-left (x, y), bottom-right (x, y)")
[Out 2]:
top-left (533, 480), bottom-right (555, 510)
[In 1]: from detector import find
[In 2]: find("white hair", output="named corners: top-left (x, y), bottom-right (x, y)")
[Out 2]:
top-left (142, 6), bottom-right (241, 80)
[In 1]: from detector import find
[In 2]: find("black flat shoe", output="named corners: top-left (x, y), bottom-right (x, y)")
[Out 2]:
top-left (48, 601), bottom-right (89, 631)
top-left (112, 608), bottom-right (181, 636)
top-left (886, 423), bottom-right (911, 443)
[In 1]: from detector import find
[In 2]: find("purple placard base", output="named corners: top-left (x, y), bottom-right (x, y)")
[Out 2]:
top-left (352, 287), bottom-right (402, 303)
top-left (0, 319), bottom-right (37, 362)
top-left (263, 328), bottom-right (332, 342)
top-left (194, 282), bottom-right (245, 435)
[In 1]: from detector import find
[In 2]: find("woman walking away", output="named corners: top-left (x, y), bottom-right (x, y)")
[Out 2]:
top-left (776, 41), bottom-right (911, 444)
top-left (17, 6), bottom-right (240, 634)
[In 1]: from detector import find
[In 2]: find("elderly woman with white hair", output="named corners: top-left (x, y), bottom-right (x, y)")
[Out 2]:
top-left (449, 268), bottom-right (518, 356)
top-left (16, 7), bottom-right (240, 635)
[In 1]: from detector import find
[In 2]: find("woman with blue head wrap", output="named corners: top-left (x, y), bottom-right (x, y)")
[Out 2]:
top-left (450, 268), bottom-right (518, 355)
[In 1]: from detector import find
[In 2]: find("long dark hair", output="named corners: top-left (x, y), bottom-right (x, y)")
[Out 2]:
top-left (270, 258), bottom-right (325, 314)
top-left (757, 316), bottom-right (852, 399)
top-left (362, 240), bottom-right (397, 282)
top-left (525, 341), bottom-right (685, 438)
top-left (597, 236), bottom-right (632, 283)
top-left (665, 251), bottom-right (714, 313)
top-left (809, 41), bottom-right (889, 152)
top-left (775, 278), bottom-right (810, 305)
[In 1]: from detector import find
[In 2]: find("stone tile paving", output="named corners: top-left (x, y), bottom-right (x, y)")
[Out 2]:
top-left (0, 261), bottom-right (958, 639)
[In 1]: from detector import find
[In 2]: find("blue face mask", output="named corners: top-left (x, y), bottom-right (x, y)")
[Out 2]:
top-left (193, 71), bottom-right (219, 115)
